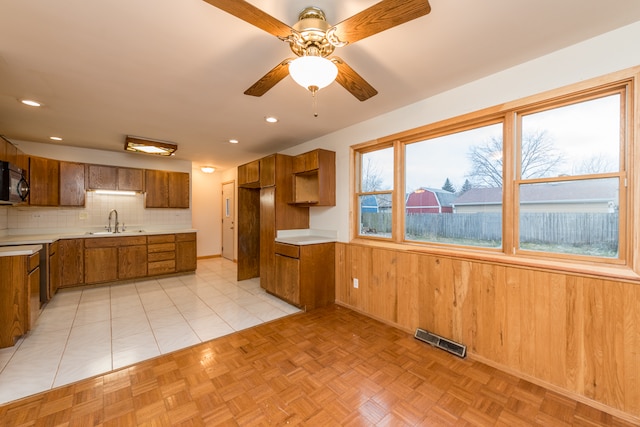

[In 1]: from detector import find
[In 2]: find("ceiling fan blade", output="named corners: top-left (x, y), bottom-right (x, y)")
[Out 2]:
top-left (244, 59), bottom-right (294, 97)
top-left (202, 0), bottom-right (294, 39)
top-left (332, 57), bottom-right (378, 102)
top-left (328, 0), bottom-right (431, 45)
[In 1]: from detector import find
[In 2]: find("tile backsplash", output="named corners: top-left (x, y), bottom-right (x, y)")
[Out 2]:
top-left (6, 192), bottom-right (191, 234)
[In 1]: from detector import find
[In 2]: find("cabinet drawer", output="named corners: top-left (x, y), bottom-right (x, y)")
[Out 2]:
top-left (28, 252), bottom-right (40, 272)
top-left (148, 243), bottom-right (175, 253)
top-left (175, 232), bottom-right (196, 242)
top-left (148, 234), bottom-right (175, 244)
top-left (274, 242), bottom-right (299, 258)
top-left (148, 260), bottom-right (176, 275)
top-left (148, 251), bottom-right (176, 262)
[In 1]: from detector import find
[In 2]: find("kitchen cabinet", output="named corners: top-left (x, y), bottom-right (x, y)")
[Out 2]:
top-left (274, 242), bottom-right (335, 309)
top-left (291, 149), bottom-right (335, 206)
top-left (85, 236), bottom-right (149, 283)
top-left (49, 241), bottom-right (59, 297)
top-left (29, 156), bottom-right (59, 206)
top-left (145, 170), bottom-right (189, 208)
top-left (238, 159), bottom-right (260, 188)
top-left (60, 161), bottom-right (85, 207)
top-left (175, 232), bottom-right (197, 272)
top-left (0, 248), bottom-right (41, 348)
top-left (27, 252), bottom-right (40, 330)
top-left (148, 234), bottom-right (176, 275)
top-left (119, 239), bottom-right (148, 280)
top-left (59, 239), bottom-right (84, 288)
top-left (259, 155), bottom-right (309, 292)
top-left (87, 164), bottom-right (144, 192)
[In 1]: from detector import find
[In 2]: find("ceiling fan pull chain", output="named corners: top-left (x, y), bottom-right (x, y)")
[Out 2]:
top-left (309, 85), bottom-right (319, 117)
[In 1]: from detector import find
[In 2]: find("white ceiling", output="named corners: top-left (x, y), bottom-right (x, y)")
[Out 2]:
top-left (2, 0), bottom-right (640, 171)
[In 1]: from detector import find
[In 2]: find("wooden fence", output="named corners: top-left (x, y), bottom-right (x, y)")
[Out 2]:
top-left (362, 212), bottom-right (618, 249)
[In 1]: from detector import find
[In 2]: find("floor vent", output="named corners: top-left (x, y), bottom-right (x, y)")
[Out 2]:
top-left (415, 328), bottom-right (466, 358)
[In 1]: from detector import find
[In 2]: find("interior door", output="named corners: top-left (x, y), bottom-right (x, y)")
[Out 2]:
top-left (222, 181), bottom-right (235, 261)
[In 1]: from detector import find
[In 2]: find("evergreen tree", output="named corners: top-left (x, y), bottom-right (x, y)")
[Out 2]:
top-left (459, 179), bottom-right (473, 194)
top-left (442, 178), bottom-right (455, 193)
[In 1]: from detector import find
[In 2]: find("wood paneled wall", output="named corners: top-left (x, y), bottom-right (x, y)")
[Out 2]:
top-left (335, 242), bottom-right (640, 421)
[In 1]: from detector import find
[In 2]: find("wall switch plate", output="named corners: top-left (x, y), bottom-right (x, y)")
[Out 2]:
top-left (353, 278), bottom-right (359, 288)
top-left (79, 212), bottom-right (88, 220)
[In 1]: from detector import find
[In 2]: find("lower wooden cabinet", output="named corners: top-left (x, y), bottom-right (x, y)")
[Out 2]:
top-left (48, 241), bottom-right (59, 298)
top-left (59, 239), bottom-right (84, 288)
top-left (119, 244), bottom-right (147, 280)
top-left (273, 242), bottom-right (335, 310)
top-left (27, 252), bottom-right (40, 331)
top-left (148, 234), bottom-right (176, 275)
top-left (176, 233), bottom-right (197, 272)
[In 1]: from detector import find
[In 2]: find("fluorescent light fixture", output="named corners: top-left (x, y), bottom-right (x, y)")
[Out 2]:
top-left (94, 189), bottom-right (137, 196)
top-left (201, 166), bottom-right (215, 173)
top-left (124, 135), bottom-right (177, 156)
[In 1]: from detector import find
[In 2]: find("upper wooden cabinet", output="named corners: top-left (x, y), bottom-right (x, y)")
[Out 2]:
top-left (145, 170), bottom-right (189, 208)
top-left (291, 149), bottom-right (336, 206)
top-left (238, 159), bottom-right (260, 188)
top-left (29, 156), bottom-right (59, 206)
top-left (87, 164), bottom-right (144, 192)
top-left (60, 161), bottom-right (85, 207)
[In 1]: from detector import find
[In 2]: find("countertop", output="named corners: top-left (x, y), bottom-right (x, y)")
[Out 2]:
top-left (0, 229), bottom-right (198, 246)
top-left (0, 244), bottom-right (43, 257)
top-left (275, 229), bottom-right (337, 246)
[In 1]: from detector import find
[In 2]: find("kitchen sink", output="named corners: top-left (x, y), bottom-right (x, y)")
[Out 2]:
top-left (85, 230), bottom-right (146, 235)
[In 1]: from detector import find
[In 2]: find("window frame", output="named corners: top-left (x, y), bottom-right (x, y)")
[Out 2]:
top-left (351, 67), bottom-right (639, 279)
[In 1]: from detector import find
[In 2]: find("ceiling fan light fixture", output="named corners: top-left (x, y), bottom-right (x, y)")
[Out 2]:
top-left (289, 56), bottom-right (337, 92)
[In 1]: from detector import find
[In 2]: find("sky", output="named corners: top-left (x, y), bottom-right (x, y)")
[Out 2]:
top-left (363, 93), bottom-right (621, 193)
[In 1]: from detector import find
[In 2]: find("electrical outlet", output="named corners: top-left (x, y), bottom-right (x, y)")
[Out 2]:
top-left (353, 278), bottom-right (359, 288)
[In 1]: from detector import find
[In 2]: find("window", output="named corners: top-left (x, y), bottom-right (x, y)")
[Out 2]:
top-left (357, 146), bottom-right (394, 238)
top-left (353, 74), bottom-right (632, 269)
top-left (405, 122), bottom-right (503, 249)
top-left (516, 92), bottom-right (624, 259)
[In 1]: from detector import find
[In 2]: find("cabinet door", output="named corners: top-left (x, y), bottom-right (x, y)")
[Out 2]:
top-left (260, 187), bottom-right (276, 293)
top-left (27, 265), bottom-right (40, 331)
top-left (275, 254), bottom-right (300, 305)
top-left (238, 160), bottom-right (260, 188)
top-left (176, 233), bottom-right (197, 272)
top-left (49, 246), bottom-right (60, 296)
top-left (118, 245), bottom-right (147, 279)
top-left (87, 164), bottom-right (117, 190)
top-left (145, 170), bottom-right (169, 208)
top-left (60, 161), bottom-right (85, 206)
top-left (259, 155), bottom-right (275, 187)
top-left (168, 172), bottom-right (189, 208)
top-left (29, 157), bottom-right (59, 206)
top-left (117, 167), bottom-right (144, 191)
top-left (59, 239), bottom-right (84, 288)
top-left (85, 247), bottom-right (118, 284)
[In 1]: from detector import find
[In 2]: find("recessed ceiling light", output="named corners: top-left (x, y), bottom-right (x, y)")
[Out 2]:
top-left (229, 139), bottom-right (239, 144)
top-left (21, 99), bottom-right (42, 107)
top-left (201, 166), bottom-right (215, 173)
top-left (50, 136), bottom-right (62, 141)
top-left (265, 116), bottom-right (278, 123)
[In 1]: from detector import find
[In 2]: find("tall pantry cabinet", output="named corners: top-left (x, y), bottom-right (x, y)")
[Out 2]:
top-left (237, 154), bottom-right (308, 291)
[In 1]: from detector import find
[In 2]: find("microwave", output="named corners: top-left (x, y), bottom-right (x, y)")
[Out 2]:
top-left (0, 161), bottom-right (30, 204)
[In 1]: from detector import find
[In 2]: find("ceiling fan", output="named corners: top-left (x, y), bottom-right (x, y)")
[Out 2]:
top-left (202, 0), bottom-right (432, 102)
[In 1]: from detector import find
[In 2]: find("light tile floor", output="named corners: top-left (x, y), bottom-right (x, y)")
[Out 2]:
top-left (0, 258), bottom-right (300, 405)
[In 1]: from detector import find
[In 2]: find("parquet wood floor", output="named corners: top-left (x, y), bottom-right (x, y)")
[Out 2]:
top-left (0, 305), bottom-right (637, 426)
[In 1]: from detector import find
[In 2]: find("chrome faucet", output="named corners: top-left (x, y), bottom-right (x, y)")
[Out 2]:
top-left (107, 209), bottom-right (119, 233)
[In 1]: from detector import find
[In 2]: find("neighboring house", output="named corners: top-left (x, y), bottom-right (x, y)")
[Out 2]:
top-left (452, 180), bottom-right (618, 213)
top-left (406, 187), bottom-right (456, 214)
top-left (360, 195), bottom-right (379, 213)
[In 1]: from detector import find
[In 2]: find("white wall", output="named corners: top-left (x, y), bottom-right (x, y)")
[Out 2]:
top-left (281, 21), bottom-right (640, 243)
top-left (191, 166), bottom-right (222, 257)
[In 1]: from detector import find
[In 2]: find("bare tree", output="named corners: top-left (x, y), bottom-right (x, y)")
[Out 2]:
top-left (573, 154), bottom-right (616, 175)
top-left (466, 130), bottom-right (565, 187)
top-left (361, 157), bottom-right (384, 192)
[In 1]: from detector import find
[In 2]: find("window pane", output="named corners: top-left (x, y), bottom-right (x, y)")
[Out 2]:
top-left (361, 147), bottom-right (394, 192)
top-left (405, 123), bottom-right (503, 248)
top-left (518, 178), bottom-right (619, 257)
top-left (520, 94), bottom-right (620, 178)
top-left (359, 194), bottom-right (392, 238)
